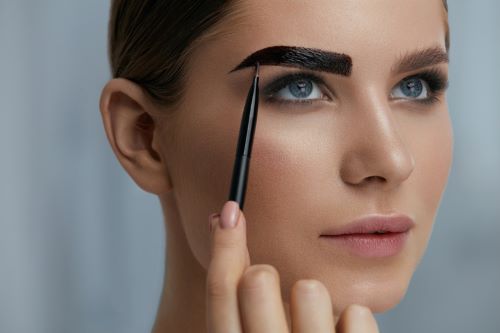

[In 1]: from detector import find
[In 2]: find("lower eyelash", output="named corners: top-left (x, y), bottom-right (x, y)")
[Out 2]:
top-left (264, 95), bottom-right (317, 107)
top-left (412, 94), bottom-right (442, 106)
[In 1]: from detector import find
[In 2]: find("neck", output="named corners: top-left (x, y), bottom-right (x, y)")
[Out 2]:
top-left (151, 193), bottom-right (207, 333)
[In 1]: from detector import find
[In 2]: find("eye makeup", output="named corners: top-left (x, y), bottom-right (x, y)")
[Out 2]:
top-left (262, 71), bottom-right (332, 106)
top-left (391, 67), bottom-right (449, 106)
top-left (229, 45), bottom-right (352, 76)
top-left (261, 67), bottom-right (448, 107)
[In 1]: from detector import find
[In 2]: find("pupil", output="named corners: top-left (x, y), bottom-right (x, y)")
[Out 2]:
top-left (401, 78), bottom-right (423, 97)
top-left (289, 80), bottom-right (313, 98)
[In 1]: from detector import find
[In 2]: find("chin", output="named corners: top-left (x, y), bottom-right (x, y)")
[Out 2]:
top-left (333, 276), bottom-right (412, 315)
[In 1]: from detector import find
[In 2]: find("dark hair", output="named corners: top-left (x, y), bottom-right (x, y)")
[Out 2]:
top-left (108, 0), bottom-right (243, 109)
top-left (108, 1), bottom-right (450, 109)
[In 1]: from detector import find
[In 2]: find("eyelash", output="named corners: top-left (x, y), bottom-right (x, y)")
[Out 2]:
top-left (262, 69), bottom-right (449, 107)
top-left (262, 72), bottom-right (329, 106)
top-left (405, 68), bottom-right (449, 105)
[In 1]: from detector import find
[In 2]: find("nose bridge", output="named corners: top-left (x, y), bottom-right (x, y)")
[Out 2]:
top-left (340, 86), bottom-right (415, 189)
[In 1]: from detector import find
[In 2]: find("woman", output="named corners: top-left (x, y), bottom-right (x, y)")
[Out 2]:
top-left (99, 0), bottom-right (453, 331)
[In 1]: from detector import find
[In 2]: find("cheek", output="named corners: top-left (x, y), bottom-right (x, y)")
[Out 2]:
top-left (237, 111), bottom-right (350, 292)
top-left (413, 110), bottom-right (453, 220)
top-left (403, 108), bottom-right (453, 260)
top-left (165, 99), bottom-right (246, 269)
top-left (424, 124), bottom-right (453, 208)
top-left (165, 102), bottom-right (332, 269)
top-left (246, 123), bottom-right (320, 212)
top-left (242, 110), bottom-right (340, 235)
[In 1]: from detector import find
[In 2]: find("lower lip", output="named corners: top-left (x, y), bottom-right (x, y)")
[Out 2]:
top-left (319, 231), bottom-right (409, 258)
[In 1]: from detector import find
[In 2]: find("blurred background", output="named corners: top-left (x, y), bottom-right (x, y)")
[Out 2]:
top-left (0, 1), bottom-right (499, 332)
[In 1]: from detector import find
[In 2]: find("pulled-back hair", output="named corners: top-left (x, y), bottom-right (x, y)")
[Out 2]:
top-left (108, 1), bottom-right (243, 109)
top-left (107, 1), bottom-right (449, 108)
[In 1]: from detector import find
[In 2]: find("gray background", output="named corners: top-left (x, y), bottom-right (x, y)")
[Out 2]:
top-left (1, 1), bottom-right (499, 332)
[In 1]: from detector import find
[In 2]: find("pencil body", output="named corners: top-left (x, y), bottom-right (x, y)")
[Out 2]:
top-left (229, 66), bottom-right (260, 210)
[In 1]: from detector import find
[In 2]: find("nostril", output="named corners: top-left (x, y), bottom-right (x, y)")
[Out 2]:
top-left (365, 176), bottom-right (385, 183)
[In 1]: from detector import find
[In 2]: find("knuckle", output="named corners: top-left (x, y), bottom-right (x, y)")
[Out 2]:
top-left (239, 264), bottom-right (279, 291)
top-left (206, 271), bottom-right (235, 298)
top-left (214, 236), bottom-right (241, 250)
top-left (292, 279), bottom-right (327, 296)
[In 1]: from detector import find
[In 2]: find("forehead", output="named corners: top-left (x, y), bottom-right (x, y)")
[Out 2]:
top-left (218, 0), bottom-right (447, 72)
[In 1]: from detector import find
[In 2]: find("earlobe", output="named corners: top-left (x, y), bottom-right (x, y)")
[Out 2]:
top-left (99, 78), bottom-right (173, 194)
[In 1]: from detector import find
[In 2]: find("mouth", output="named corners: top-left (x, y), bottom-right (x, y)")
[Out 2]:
top-left (319, 213), bottom-right (415, 258)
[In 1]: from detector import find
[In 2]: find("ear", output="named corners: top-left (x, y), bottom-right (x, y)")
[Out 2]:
top-left (99, 78), bottom-right (173, 194)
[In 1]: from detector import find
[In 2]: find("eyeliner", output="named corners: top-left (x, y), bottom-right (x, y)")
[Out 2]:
top-left (229, 62), bottom-right (260, 210)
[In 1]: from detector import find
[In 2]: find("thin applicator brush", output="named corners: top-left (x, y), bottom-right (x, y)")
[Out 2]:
top-left (228, 62), bottom-right (260, 210)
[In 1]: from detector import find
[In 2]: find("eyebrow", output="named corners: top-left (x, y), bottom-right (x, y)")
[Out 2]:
top-left (228, 45), bottom-right (353, 76)
top-left (391, 46), bottom-right (449, 75)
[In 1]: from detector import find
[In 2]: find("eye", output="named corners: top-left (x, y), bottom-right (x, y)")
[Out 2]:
top-left (263, 72), bottom-right (332, 105)
top-left (283, 79), bottom-right (318, 99)
top-left (391, 77), bottom-right (429, 99)
top-left (390, 69), bottom-right (449, 105)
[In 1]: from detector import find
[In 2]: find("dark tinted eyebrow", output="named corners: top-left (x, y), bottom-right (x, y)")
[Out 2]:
top-left (392, 46), bottom-right (449, 75)
top-left (228, 45), bottom-right (352, 76)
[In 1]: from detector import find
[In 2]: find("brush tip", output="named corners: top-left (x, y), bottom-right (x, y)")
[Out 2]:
top-left (255, 62), bottom-right (260, 77)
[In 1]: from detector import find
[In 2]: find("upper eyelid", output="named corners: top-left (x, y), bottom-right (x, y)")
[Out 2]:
top-left (396, 69), bottom-right (449, 91)
top-left (262, 72), bottom-right (327, 96)
top-left (396, 67), bottom-right (448, 83)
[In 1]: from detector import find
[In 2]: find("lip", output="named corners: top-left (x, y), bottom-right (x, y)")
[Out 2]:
top-left (320, 213), bottom-right (415, 236)
top-left (319, 213), bottom-right (415, 258)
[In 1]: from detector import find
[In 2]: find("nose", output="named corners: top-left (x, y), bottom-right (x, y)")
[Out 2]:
top-left (339, 91), bottom-right (415, 191)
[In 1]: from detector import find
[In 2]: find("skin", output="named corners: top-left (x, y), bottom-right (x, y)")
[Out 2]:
top-left (99, 0), bottom-right (453, 332)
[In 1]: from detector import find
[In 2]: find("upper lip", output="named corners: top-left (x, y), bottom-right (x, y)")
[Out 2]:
top-left (320, 213), bottom-right (415, 236)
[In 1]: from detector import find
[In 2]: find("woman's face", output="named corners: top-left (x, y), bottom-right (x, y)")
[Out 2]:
top-left (157, 0), bottom-right (453, 314)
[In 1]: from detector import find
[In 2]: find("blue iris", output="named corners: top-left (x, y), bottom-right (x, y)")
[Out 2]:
top-left (288, 80), bottom-right (313, 98)
top-left (400, 77), bottom-right (423, 98)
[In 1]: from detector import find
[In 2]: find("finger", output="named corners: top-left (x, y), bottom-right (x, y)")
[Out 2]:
top-left (238, 264), bottom-right (289, 333)
top-left (290, 279), bottom-right (335, 333)
top-left (206, 200), bottom-right (250, 333)
top-left (335, 304), bottom-right (380, 333)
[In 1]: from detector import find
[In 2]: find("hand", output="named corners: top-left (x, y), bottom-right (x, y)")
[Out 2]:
top-left (206, 200), bottom-right (380, 333)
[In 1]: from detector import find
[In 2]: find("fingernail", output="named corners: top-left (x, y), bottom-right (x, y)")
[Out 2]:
top-left (208, 213), bottom-right (220, 233)
top-left (220, 201), bottom-right (240, 229)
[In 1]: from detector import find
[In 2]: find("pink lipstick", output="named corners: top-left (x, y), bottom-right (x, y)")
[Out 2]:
top-left (319, 214), bottom-right (415, 258)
